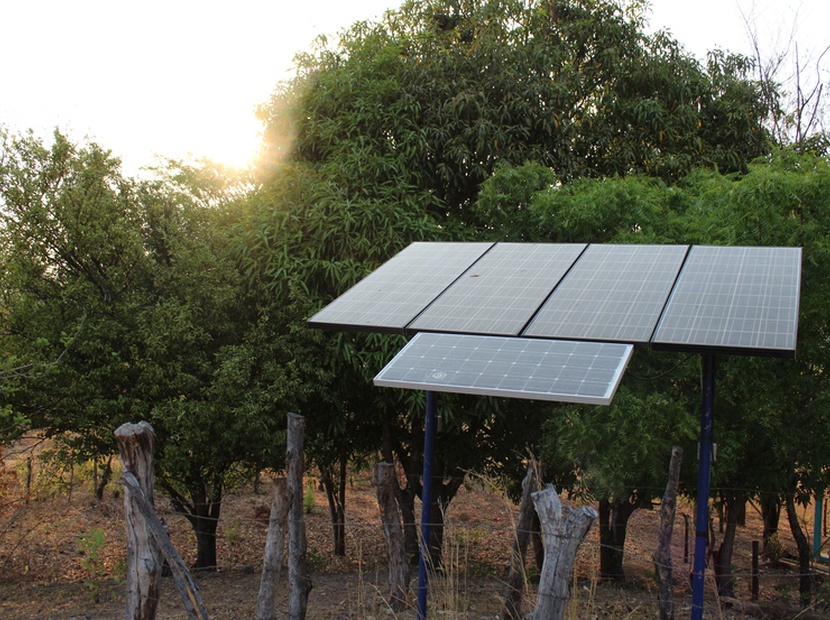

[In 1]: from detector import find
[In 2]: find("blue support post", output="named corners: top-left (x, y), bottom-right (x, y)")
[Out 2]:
top-left (814, 492), bottom-right (824, 561)
top-left (417, 391), bottom-right (438, 620)
top-left (692, 355), bottom-right (716, 620)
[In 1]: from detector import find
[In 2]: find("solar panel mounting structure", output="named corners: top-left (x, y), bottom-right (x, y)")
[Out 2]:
top-left (307, 241), bottom-right (801, 620)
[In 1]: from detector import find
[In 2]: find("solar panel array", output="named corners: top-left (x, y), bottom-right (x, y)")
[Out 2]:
top-left (374, 332), bottom-right (633, 405)
top-left (310, 241), bottom-right (801, 404)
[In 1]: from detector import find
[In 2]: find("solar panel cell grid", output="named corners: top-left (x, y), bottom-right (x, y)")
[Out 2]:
top-left (307, 242), bottom-right (492, 332)
top-left (374, 332), bottom-right (633, 405)
top-left (524, 244), bottom-right (689, 343)
top-left (408, 243), bottom-right (586, 336)
top-left (652, 246), bottom-right (801, 354)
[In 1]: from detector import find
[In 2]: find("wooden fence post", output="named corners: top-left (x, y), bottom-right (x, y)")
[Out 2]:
top-left (374, 462), bottom-right (409, 608)
top-left (527, 485), bottom-right (597, 620)
top-left (256, 477), bottom-right (289, 620)
top-left (654, 446), bottom-right (683, 620)
top-left (115, 422), bottom-right (163, 620)
top-left (502, 459), bottom-right (543, 620)
top-left (121, 472), bottom-right (210, 620)
top-left (287, 413), bottom-right (311, 620)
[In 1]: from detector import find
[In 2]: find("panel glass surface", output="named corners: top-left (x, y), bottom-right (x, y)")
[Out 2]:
top-left (408, 243), bottom-right (586, 336)
top-left (652, 246), bottom-right (801, 355)
top-left (374, 332), bottom-right (633, 405)
top-left (524, 244), bottom-right (689, 343)
top-left (307, 242), bottom-right (492, 332)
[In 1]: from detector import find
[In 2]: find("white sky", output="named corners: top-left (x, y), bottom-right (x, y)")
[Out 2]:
top-left (1, 0), bottom-right (828, 174)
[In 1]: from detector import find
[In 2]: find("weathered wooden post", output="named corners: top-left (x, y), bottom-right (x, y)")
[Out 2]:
top-left (374, 462), bottom-right (409, 608)
top-left (115, 422), bottom-right (163, 620)
top-left (527, 485), bottom-right (597, 620)
top-left (654, 446), bottom-right (683, 620)
top-left (256, 477), bottom-right (289, 620)
top-left (287, 413), bottom-right (311, 620)
top-left (502, 459), bottom-right (543, 620)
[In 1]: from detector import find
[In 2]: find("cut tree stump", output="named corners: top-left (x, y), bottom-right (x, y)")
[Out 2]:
top-left (115, 422), bottom-right (163, 620)
top-left (503, 459), bottom-right (543, 620)
top-left (121, 472), bottom-right (210, 620)
top-left (116, 421), bottom-right (210, 620)
top-left (374, 462), bottom-right (409, 608)
top-left (654, 446), bottom-right (683, 620)
top-left (526, 485), bottom-right (597, 620)
top-left (256, 477), bottom-right (289, 620)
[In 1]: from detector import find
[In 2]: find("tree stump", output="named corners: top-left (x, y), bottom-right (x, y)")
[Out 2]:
top-left (374, 462), bottom-right (409, 608)
top-left (503, 459), bottom-right (543, 620)
top-left (526, 485), bottom-right (597, 620)
top-left (256, 477), bottom-right (289, 620)
top-left (654, 446), bottom-right (683, 620)
top-left (121, 472), bottom-right (210, 620)
top-left (287, 413), bottom-right (311, 620)
top-left (115, 422), bottom-right (163, 620)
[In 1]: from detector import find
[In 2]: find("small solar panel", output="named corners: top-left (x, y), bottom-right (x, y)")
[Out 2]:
top-left (523, 245), bottom-right (689, 344)
top-left (374, 332), bottom-right (633, 405)
top-left (307, 242), bottom-right (492, 333)
top-left (408, 243), bottom-right (586, 336)
top-left (652, 246), bottom-right (801, 356)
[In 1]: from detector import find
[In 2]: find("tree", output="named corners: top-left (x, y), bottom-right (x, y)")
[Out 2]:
top-left (482, 151), bottom-right (830, 593)
top-left (0, 128), bottom-right (301, 570)
top-left (249, 0), bottom-right (777, 565)
top-left (261, 0), bottom-right (772, 225)
top-left (742, 5), bottom-right (830, 153)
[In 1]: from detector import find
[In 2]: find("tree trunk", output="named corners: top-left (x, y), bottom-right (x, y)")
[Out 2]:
top-left (760, 494), bottom-right (781, 548)
top-left (374, 462), bottom-right (409, 608)
top-left (159, 473), bottom-right (222, 572)
top-left (399, 482), bottom-right (420, 567)
top-left (503, 459), bottom-right (543, 620)
top-left (94, 455), bottom-right (113, 502)
top-left (713, 490), bottom-right (745, 597)
top-left (115, 422), bottom-right (163, 620)
top-left (785, 486), bottom-right (813, 608)
top-left (194, 510), bottom-right (219, 571)
top-left (287, 413), bottom-right (311, 619)
top-left (527, 485), bottom-right (598, 620)
top-left (320, 458), bottom-right (347, 556)
top-left (654, 446), bottom-right (682, 620)
top-left (256, 477), bottom-right (289, 620)
top-left (599, 497), bottom-right (637, 582)
top-left (421, 448), bottom-right (465, 570)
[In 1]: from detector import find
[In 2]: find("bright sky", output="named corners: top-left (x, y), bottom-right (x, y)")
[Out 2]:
top-left (1, 0), bottom-right (827, 174)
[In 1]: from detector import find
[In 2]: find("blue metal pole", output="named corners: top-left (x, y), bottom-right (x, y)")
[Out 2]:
top-left (417, 391), bottom-right (438, 620)
top-left (814, 492), bottom-right (824, 561)
top-left (692, 355), bottom-right (716, 619)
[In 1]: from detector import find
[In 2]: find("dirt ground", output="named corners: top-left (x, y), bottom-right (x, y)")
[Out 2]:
top-left (0, 456), bottom-right (828, 619)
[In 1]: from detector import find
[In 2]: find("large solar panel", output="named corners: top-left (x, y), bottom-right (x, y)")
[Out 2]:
top-left (374, 332), bottom-right (633, 405)
top-left (307, 242), bottom-right (492, 333)
top-left (523, 245), bottom-right (689, 344)
top-left (408, 243), bottom-right (586, 336)
top-left (652, 246), bottom-right (801, 356)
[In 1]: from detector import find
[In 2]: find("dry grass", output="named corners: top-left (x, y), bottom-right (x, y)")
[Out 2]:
top-left (1, 443), bottom-right (829, 618)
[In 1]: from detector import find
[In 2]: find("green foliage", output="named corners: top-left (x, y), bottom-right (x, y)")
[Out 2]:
top-left (303, 478), bottom-right (318, 514)
top-left (514, 150), bottom-right (830, 515)
top-left (0, 127), bottom-right (297, 568)
top-left (78, 528), bottom-right (107, 601)
top-left (261, 0), bottom-right (773, 233)
top-left (246, 0), bottom-right (780, 551)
